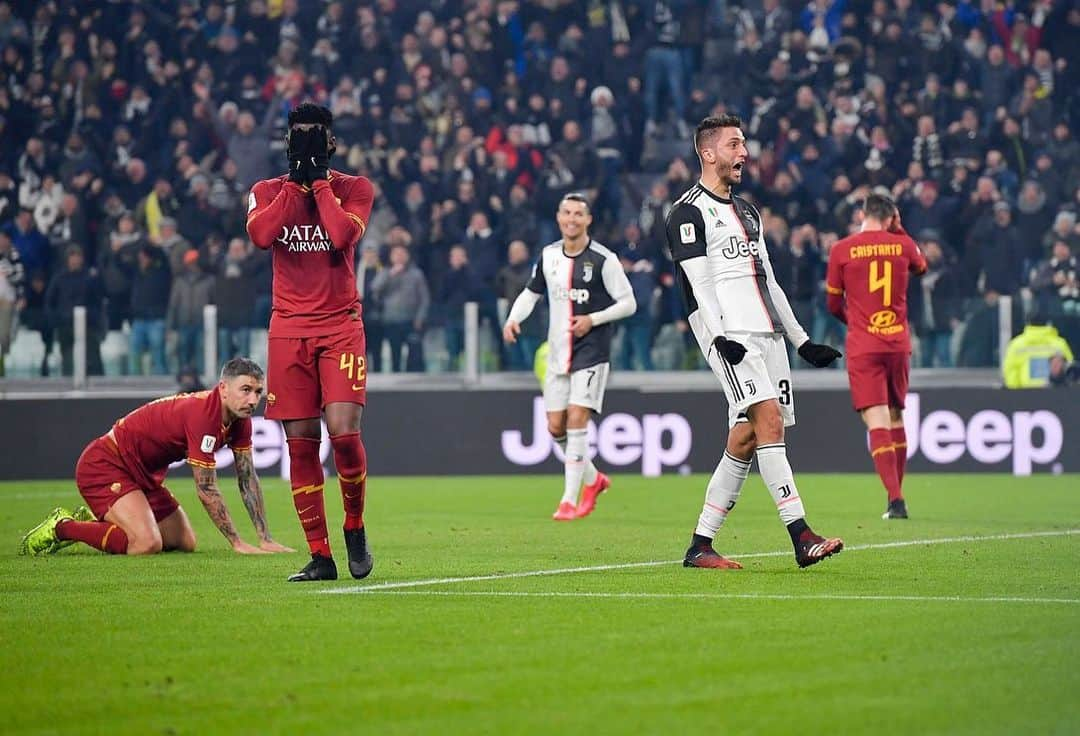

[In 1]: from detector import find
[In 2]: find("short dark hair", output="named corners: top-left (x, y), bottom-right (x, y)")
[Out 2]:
top-left (695, 114), bottom-right (743, 152)
top-left (288, 102), bottom-right (333, 129)
top-left (862, 193), bottom-right (897, 222)
top-left (560, 192), bottom-right (591, 214)
top-left (220, 357), bottom-right (264, 382)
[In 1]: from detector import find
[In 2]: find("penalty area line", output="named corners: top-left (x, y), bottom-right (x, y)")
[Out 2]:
top-left (322, 528), bottom-right (1080, 595)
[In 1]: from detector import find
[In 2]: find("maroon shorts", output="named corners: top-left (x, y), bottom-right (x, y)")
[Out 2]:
top-left (265, 327), bottom-right (367, 420)
top-left (74, 436), bottom-right (181, 522)
top-left (847, 352), bottom-right (910, 411)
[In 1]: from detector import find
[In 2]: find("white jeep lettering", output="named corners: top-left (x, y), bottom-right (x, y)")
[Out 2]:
top-left (902, 394), bottom-right (1063, 475)
top-left (501, 398), bottom-right (692, 476)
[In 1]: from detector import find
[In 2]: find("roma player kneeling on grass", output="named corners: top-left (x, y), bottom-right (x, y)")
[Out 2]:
top-left (19, 358), bottom-right (293, 557)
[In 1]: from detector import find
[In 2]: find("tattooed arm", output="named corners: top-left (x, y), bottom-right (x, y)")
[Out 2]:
top-left (191, 464), bottom-right (265, 554)
top-left (233, 449), bottom-right (294, 553)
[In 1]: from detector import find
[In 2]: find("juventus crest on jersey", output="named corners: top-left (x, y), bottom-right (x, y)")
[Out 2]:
top-left (665, 184), bottom-right (807, 346)
top-left (524, 239), bottom-right (634, 374)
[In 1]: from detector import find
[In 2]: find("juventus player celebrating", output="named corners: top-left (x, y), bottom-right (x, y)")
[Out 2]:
top-left (503, 194), bottom-right (637, 520)
top-left (246, 103), bottom-right (375, 582)
top-left (665, 115), bottom-right (844, 569)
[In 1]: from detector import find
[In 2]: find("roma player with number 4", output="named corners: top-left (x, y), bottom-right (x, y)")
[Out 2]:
top-left (246, 103), bottom-right (375, 581)
top-left (827, 193), bottom-right (928, 519)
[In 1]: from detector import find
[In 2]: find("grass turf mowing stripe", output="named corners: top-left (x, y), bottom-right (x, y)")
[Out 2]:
top-left (350, 591), bottom-right (1080, 604)
top-left (324, 528), bottom-right (1080, 594)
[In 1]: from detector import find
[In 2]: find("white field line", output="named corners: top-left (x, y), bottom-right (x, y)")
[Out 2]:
top-left (323, 529), bottom-right (1080, 595)
top-left (345, 590), bottom-right (1080, 605)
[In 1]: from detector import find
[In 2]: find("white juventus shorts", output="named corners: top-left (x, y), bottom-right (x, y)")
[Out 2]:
top-left (544, 362), bottom-right (610, 413)
top-left (704, 333), bottom-right (795, 428)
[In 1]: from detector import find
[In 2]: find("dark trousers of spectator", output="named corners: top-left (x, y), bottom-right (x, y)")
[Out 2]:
top-left (445, 323), bottom-right (464, 370)
top-left (0, 299), bottom-right (13, 377)
top-left (594, 153), bottom-right (623, 227)
top-left (644, 46), bottom-right (685, 123)
top-left (920, 331), bottom-right (953, 367)
top-left (36, 325), bottom-right (53, 376)
top-left (384, 321), bottom-right (414, 373)
top-left (618, 322), bottom-right (655, 371)
top-left (253, 295), bottom-right (271, 329)
top-left (366, 319), bottom-right (384, 372)
top-left (176, 325), bottom-right (203, 373)
top-left (405, 331), bottom-right (426, 372)
top-left (787, 299), bottom-right (815, 367)
top-left (812, 301), bottom-right (846, 367)
top-left (508, 335), bottom-right (543, 372)
top-left (477, 299), bottom-right (504, 369)
top-left (105, 297), bottom-right (128, 331)
top-left (130, 318), bottom-right (167, 375)
top-left (218, 327), bottom-right (251, 361)
top-left (57, 324), bottom-right (103, 376)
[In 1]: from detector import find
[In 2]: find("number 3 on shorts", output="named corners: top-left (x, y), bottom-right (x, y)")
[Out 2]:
top-left (777, 378), bottom-right (791, 406)
top-left (340, 352), bottom-right (366, 391)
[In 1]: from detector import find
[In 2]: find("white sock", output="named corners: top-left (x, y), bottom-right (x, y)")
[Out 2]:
top-left (695, 451), bottom-right (751, 538)
top-left (554, 434), bottom-right (598, 486)
top-left (755, 443), bottom-right (806, 525)
top-left (561, 429), bottom-right (589, 505)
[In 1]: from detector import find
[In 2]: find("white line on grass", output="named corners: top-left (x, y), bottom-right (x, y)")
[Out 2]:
top-left (346, 591), bottom-right (1080, 605)
top-left (323, 528), bottom-right (1080, 594)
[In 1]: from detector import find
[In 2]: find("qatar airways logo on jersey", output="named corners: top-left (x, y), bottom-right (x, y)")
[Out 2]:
top-left (277, 224), bottom-right (333, 252)
top-left (553, 286), bottom-right (591, 304)
top-left (720, 235), bottom-right (761, 260)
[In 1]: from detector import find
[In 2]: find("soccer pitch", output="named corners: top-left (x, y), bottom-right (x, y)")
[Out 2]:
top-left (3, 474), bottom-right (1078, 735)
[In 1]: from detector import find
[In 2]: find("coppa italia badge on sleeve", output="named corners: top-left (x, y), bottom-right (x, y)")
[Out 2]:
top-left (679, 223), bottom-right (696, 244)
top-left (200, 435), bottom-right (216, 453)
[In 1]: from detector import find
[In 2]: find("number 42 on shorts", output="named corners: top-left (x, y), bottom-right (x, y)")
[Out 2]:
top-left (340, 352), bottom-right (366, 391)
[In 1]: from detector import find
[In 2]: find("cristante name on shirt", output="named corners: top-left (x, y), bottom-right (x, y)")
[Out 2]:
top-left (849, 243), bottom-right (903, 258)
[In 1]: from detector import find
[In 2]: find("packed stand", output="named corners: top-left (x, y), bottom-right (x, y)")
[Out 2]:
top-left (0, 0), bottom-right (1076, 378)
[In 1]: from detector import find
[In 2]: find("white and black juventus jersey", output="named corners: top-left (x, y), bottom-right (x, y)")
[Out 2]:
top-left (665, 183), bottom-right (809, 346)
top-left (509, 239), bottom-right (636, 375)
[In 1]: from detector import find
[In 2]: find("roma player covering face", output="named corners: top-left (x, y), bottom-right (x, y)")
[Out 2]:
top-left (20, 358), bottom-right (291, 557)
top-left (826, 194), bottom-right (927, 519)
top-left (246, 103), bottom-right (375, 582)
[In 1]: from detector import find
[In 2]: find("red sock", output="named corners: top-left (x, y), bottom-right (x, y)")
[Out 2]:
top-left (287, 437), bottom-right (331, 557)
top-left (331, 432), bottom-right (367, 531)
top-left (56, 520), bottom-right (129, 554)
top-left (891, 425), bottom-right (908, 487)
top-left (869, 428), bottom-right (903, 502)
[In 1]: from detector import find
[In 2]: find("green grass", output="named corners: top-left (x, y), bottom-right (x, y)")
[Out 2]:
top-left (2, 473), bottom-right (1078, 735)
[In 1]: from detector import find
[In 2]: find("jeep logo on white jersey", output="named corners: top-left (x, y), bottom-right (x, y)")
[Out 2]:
top-left (720, 235), bottom-right (760, 260)
top-left (553, 286), bottom-right (591, 304)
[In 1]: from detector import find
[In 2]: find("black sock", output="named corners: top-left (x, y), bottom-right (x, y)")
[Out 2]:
top-left (786, 518), bottom-right (809, 546)
top-left (690, 533), bottom-right (713, 549)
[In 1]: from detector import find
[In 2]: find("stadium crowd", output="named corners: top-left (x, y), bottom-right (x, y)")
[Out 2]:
top-left (0, 0), bottom-right (1077, 377)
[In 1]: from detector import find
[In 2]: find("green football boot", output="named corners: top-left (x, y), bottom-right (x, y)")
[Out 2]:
top-left (53, 505), bottom-right (96, 551)
top-left (18, 507), bottom-right (74, 556)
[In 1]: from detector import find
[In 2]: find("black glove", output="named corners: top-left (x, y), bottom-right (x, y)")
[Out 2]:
top-left (798, 340), bottom-right (842, 368)
top-left (287, 128), bottom-right (311, 184)
top-left (713, 335), bottom-right (747, 365)
top-left (287, 155), bottom-right (307, 184)
top-left (303, 126), bottom-right (330, 181)
top-left (287, 127), bottom-right (330, 184)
